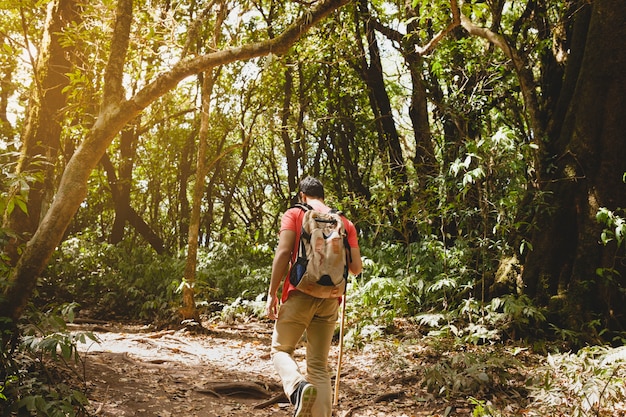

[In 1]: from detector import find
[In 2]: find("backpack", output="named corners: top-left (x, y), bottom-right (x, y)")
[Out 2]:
top-left (289, 203), bottom-right (352, 298)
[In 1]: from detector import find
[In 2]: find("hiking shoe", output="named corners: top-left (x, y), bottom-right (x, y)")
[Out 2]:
top-left (290, 381), bottom-right (317, 417)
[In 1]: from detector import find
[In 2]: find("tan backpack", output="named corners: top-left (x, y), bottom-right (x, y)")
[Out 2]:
top-left (289, 203), bottom-right (351, 298)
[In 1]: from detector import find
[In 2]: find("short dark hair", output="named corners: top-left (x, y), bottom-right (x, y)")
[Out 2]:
top-left (299, 176), bottom-right (325, 199)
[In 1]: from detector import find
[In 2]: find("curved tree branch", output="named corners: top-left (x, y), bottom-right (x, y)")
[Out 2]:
top-left (416, 0), bottom-right (460, 56)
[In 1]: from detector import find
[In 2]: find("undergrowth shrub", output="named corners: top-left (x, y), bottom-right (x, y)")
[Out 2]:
top-left (39, 232), bottom-right (274, 322)
top-left (219, 293), bottom-right (266, 324)
top-left (526, 346), bottom-right (626, 417)
top-left (195, 235), bottom-right (273, 304)
top-left (345, 237), bottom-right (481, 347)
top-left (421, 343), bottom-right (523, 398)
top-left (40, 238), bottom-right (183, 322)
top-left (345, 236), bottom-right (546, 348)
top-left (1, 303), bottom-right (95, 416)
top-left (417, 293), bottom-right (546, 345)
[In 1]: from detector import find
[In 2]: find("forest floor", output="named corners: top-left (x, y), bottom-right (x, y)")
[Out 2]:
top-left (71, 318), bottom-right (534, 417)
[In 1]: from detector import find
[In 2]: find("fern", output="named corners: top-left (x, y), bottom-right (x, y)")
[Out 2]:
top-left (1, 303), bottom-right (95, 416)
top-left (527, 346), bottom-right (626, 417)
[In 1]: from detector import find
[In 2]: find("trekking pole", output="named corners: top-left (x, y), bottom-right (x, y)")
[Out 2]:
top-left (333, 291), bottom-right (347, 406)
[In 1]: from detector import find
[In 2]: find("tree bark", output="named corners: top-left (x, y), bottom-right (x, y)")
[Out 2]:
top-left (181, 71), bottom-right (215, 322)
top-left (0, 33), bottom-right (17, 138)
top-left (2, 0), bottom-right (77, 263)
top-left (177, 127), bottom-right (197, 249)
top-left (109, 123), bottom-right (137, 244)
top-left (220, 123), bottom-right (255, 233)
top-left (521, 0), bottom-right (626, 339)
top-left (281, 64), bottom-right (299, 194)
top-left (100, 153), bottom-right (165, 254)
top-left (369, 10), bottom-right (436, 179)
top-left (354, 0), bottom-right (414, 241)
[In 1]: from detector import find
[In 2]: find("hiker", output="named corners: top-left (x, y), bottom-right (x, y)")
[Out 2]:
top-left (265, 176), bottom-right (362, 417)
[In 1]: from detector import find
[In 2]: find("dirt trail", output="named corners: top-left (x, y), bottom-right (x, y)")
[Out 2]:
top-left (73, 320), bottom-right (460, 417)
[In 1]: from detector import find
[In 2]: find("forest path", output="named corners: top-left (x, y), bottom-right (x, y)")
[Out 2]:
top-left (73, 320), bottom-right (462, 417)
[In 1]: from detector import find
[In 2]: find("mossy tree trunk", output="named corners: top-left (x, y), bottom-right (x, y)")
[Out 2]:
top-left (521, 0), bottom-right (626, 340)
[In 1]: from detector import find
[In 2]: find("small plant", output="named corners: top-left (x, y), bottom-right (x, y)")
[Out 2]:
top-left (597, 207), bottom-right (626, 249)
top-left (421, 345), bottom-right (522, 398)
top-left (1, 303), bottom-right (96, 416)
top-left (526, 346), bottom-right (626, 417)
top-left (21, 303), bottom-right (98, 362)
top-left (468, 397), bottom-right (505, 417)
top-left (219, 293), bottom-right (266, 324)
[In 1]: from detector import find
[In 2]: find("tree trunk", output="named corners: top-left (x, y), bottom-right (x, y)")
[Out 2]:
top-left (183, 67), bottom-right (220, 322)
top-left (177, 127), bottom-right (197, 250)
top-left (220, 127), bottom-right (254, 233)
top-left (202, 128), bottom-right (228, 242)
top-left (355, 0), bottom-right (406, 185)
top-left (2, 0), bottom-right (77, 263)
top-left (0, 34), bottom-right (17, 138)
top-left (354, 0), bottom-right (414, 241)
top-left (109, 123), bottom-right (137, 244)
top-left (281, 65), bottom-right (299, 194)
top-left (521, 0), bottom-right (626, 340)
top-left (100, 153), bottom-right (165, 254)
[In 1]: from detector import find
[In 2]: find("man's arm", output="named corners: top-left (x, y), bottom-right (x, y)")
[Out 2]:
top-left (265, 229), bottom-right (296, 320)
top-left (348, 246), bottom-right (362, 276)
top-left (345, 219), bottom-right (362, 276)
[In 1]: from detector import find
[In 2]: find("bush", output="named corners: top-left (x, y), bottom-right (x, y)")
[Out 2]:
top-left (345, 237), bottom-right (479, 347)
top-left (37, 232), bottom-right (274, 322)
top-left (39, 238), bottom-right (184, 322)
top-left (1, 303), bottom-right (95, 416)
top-left (526, 346), bottom-right (626, 417)
top-left (421, 344), bottom-right (523, 398)
top-left (195, 237), bottom-right (273, 304)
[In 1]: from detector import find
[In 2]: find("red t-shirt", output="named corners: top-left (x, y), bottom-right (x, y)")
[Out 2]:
top-left (279, 201), bottom-right (359, 302)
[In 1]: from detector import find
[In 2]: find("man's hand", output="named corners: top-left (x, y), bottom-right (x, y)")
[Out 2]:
top-left (265, 293), bottom-right (279, 320)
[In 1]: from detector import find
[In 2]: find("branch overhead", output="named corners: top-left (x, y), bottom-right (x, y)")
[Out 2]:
top-left (132, 0), bottom-right (350, 110)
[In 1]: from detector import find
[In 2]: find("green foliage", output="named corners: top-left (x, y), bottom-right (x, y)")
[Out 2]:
top-left (21, 303), bottom-right (97, 362)
top-left (526, 346), bottom-right (626, 417)
top-left (416, 293), bottom-right (546, 346)
top-left (1, 303), bottom-right (94, 416)
top-left (469, 397), bottom-right (505, 417)
top-left (40, 237), bottom-right (184, 322)
top-left (596, 207), bottom-right (626, 284)
top-left (1, 0), bottom-right (620, 413)
top-left (37, 231), bottom-right (273, 322)
top-left (597, 207), bottom-right (626, 248)
top-left (344, 236), bottom-right (546, 348)
top-left (194, 232), bottom-right (274, 305)
top-left (491, 294), bottom-right (546, 339)
top-left (421, 344), bottom-right (523, 398)
top-left (219, 293), bottom-right (266, 324)
top-left (0, 152), bottom-right (46, 218)
top-left (344, 237), bottom-right (478, 347)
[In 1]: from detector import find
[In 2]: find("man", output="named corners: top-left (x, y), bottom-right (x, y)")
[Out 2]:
top-left (265, 176), bottom-right (362, 417)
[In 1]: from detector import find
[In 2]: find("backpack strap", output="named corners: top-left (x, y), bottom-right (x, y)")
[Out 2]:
top-left (289, 203), bottom-right (310, 259)
top-left (291, 202), bottom-right (313, 212)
